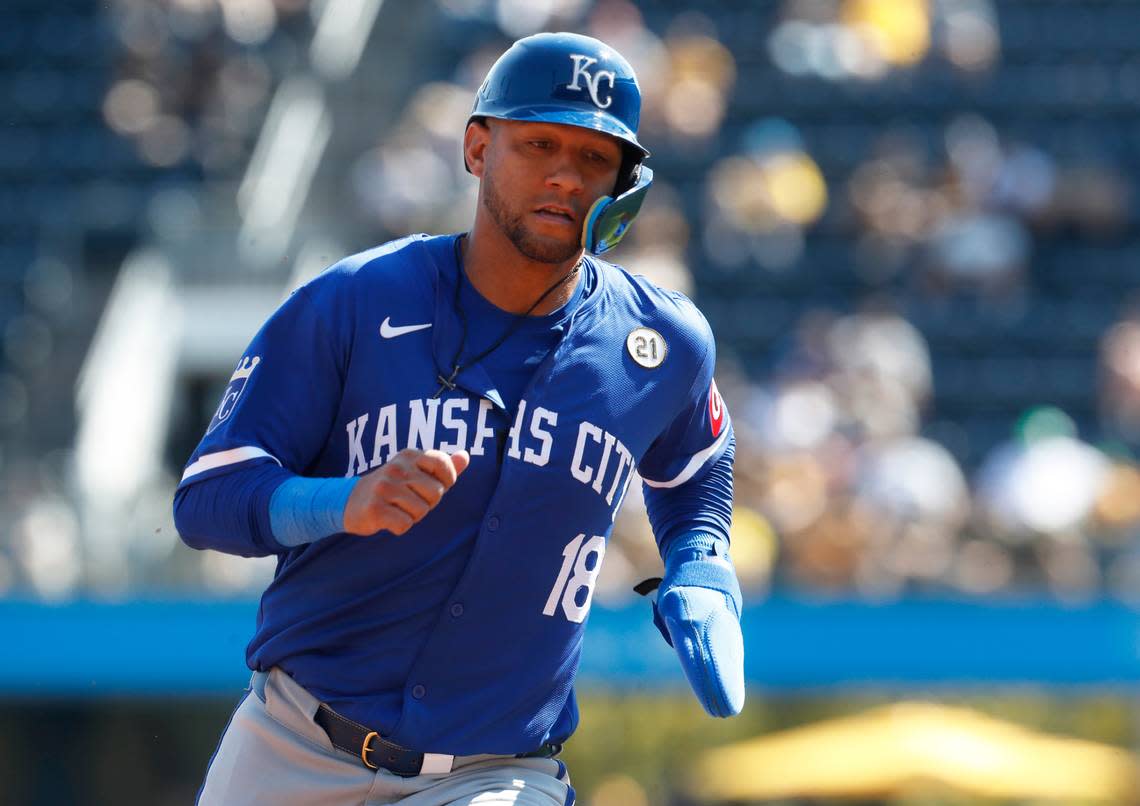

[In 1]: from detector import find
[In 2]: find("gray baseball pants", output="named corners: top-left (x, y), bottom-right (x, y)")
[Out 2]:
top-left (196, 668), bottom-right (575, 806)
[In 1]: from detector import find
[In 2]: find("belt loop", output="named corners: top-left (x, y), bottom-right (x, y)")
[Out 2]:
top-left (420, 753), bottom-right (454, 775)
top-left (251, 670), bottom-right (269, 703)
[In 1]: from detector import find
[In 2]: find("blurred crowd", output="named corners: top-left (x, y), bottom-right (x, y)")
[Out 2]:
top-left (2, 0), bottom-right (1140, 607)
top-left (100, 0), bottom-right (308, 173)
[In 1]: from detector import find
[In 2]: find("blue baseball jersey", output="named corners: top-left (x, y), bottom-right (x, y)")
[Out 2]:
top-left (178, 233), bottom-right (732, 755)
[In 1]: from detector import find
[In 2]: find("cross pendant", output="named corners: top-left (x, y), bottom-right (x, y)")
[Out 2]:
top-left (432, 365), bottom-right (460, 399)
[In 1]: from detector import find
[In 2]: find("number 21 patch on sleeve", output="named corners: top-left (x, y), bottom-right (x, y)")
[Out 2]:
top-left (626, 327), bottom-right (666, 369)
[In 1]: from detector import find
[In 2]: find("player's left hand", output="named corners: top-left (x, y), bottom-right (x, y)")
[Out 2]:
top-left (653, 536), bottom-right (745, 718)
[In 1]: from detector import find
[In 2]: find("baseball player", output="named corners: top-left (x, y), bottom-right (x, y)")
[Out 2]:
top-left (174, 31), bottom-right (744, 806)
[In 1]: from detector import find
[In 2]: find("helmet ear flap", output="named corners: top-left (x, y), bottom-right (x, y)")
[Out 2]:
top-left (583, 164), bottom-right (654, 255)
top-left (614, 147), bottom-right (642, 195)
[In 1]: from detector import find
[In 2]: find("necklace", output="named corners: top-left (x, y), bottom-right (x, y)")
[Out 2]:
top-left (433, 235), bottom-right (581, 399)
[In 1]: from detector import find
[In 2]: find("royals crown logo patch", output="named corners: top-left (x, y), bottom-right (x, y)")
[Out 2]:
top-left (207, 355), bottom-right (260, 434)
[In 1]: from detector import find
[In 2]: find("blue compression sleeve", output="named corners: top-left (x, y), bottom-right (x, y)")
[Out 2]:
top-left (269, 476), bottom-right (359, 547)
top-left (643, 428), bottom-right (735, 557)
top-left (173, 462), bottom-right (294, 557)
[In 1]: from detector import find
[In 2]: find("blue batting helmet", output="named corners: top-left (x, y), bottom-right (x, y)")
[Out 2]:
top-left (470, 31), bottom-right (650, 159)
top-left (467, 32), bottom-right (653, 254)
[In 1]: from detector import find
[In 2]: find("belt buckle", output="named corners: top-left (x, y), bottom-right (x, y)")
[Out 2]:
top-left (361, 731), bottom-right (381, 770)
top-left (360, 731), bottom-right (454, 776)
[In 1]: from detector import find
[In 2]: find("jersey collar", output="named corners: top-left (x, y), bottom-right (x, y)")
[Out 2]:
top-left (422, 234), bottom-right (605, 411)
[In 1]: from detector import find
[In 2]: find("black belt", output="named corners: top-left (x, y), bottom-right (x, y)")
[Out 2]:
top-left (313, 703), bottom-right (562, 776)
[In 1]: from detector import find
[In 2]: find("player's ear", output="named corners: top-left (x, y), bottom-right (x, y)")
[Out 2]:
top-left (464, 119), bottom-right (491, 179)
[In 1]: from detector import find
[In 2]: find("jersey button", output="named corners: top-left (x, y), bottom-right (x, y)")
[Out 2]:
top-left (487, 516), bottom-right (501, 531)
top-left (450, 603), bottom-right (464, 617)
top-left (412, 684), bottom-right (426, 699)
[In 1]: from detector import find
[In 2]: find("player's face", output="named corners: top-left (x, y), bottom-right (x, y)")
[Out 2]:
top-left (475, 119), bottom-right (624, 264)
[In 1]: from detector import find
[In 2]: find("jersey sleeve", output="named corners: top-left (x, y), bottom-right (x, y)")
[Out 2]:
top-left (637, 311), bottom-right (732, 490)
top-left (178, 281), bottom-right (347, 489)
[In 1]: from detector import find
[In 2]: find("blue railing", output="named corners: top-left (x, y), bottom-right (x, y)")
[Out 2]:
top-left (2, 596), bottom-right (1138, 696)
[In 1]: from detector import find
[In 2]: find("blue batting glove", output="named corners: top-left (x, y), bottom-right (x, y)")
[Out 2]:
top-left (651, 533), bottom-right (745, 718)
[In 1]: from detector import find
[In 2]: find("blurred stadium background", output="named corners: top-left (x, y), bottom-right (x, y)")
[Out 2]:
top-left (3, 0), bottom-right (1140, 802)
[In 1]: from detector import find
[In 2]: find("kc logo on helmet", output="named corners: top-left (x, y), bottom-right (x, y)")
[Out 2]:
top-left (568, 53), bottom-right (616, 109)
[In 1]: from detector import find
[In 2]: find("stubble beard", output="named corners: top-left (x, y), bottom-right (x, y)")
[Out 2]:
top-left (482, 172), bottom-right (581, 265)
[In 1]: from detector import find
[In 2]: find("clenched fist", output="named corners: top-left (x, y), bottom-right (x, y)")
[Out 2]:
top-left (343, 449), bottom-right (470, 536)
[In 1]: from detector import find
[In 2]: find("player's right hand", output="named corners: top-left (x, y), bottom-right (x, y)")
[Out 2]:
top-left (343, 449), bottom-right (470, 536)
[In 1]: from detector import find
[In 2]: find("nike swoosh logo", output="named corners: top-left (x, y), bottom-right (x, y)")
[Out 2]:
top-left (380, 317), bottom-right (432, 339)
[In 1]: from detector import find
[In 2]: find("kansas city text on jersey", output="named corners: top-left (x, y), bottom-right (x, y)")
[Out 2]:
top-left (343, 397), bottom-right (635, 517)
